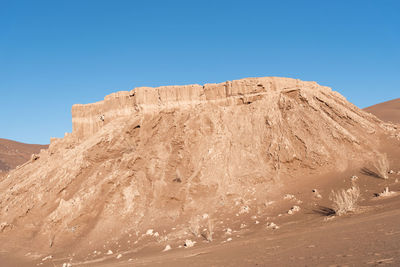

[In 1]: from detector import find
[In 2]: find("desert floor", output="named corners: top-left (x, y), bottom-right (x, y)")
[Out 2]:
top-left (2, 142), bottom-right (399, 267)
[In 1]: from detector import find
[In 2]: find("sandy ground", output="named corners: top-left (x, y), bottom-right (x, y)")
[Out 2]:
top-left (364, 98), bottom-right (400, 124)
top-left (4, 181), bottom-right (399, 267)
top-left (0, 138), bottom-right (48, 172)
top-left (109, 197), bottom-right (400, 267)
top-left (3, 147), bottom-right (399, 267)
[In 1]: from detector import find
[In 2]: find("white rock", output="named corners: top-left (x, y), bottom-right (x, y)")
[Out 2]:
top-left (283, 194), bottom-right (295, 200)
top-left (239, 205), bottom-right (250, 214)
top-left (163, 244), bottom-right (172, 252)
top-left (266, 222), bottom-right (279, 230)
top-left (146, 229), bottom-right (154, 236)
top-left (351, 175), bottom-right (358, 181)
top-left (116, 254), bottom-right (122, 259)
top-left (288, 205), bottom-right (300, 214)
top-left (184, 239), bottom-right (196, 248)
top-left (264, 201), bottom-right (275, 207)
top-left (106, 250), bottom-right (113, 255)
top-left (42, 255), bottom-right (52, 261)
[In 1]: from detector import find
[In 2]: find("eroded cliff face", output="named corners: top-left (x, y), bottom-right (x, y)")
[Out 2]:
top-left (0, 77), bottom-right (396, 256)
top-left (71, 77), bottom-right (331, 140)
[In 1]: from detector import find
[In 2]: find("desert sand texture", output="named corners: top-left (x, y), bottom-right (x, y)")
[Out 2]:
top-left (364, 98), bottom-right (400, 124)
top-left (0, 138), bottom-right (48, 173)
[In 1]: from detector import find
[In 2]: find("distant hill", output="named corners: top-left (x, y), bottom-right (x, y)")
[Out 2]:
top-left (364, 98), bottom-right (400, 124)
top-left (0, 138), bottom-right (48, 172)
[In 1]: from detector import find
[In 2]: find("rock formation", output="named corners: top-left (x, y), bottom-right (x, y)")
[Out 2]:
top-left (0, 77), bottom-right (397, 255)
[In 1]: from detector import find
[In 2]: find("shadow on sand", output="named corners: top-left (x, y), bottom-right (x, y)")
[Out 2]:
top-left (360, 167), bottom-right (382, 179)
top-left (312, 205), bottom-right (336, 216)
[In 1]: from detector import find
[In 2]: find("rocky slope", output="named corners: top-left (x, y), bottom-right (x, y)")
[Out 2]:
top-left (0, 138), bottom-right (47, 172)
top-left (0, 77), bottom-right (398, 258)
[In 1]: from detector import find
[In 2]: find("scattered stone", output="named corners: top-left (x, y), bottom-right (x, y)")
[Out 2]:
top-left (146, 229), bottom-right (154, 236)
top-left (62, 263), bottom-right (72, 267)
top-left (351, 175), bottom-right (358, 181)
top-left (239, 205), bottom-right (250, 214)
top-left (288, 205), bottom-right (301, 215)
top-left (41, 255), bottom-right (52, 261)
top-left (116, 254), bottom-right (122, 259)
top-left (264, 201), bottom-right (275, 207)
top-left (106, 250), bottom-right (113, 255)
top-left (184, 239), bottom-right (196, 248)
top-left (255, 220), bottom-right (260, 224)
top-left (283, 194), bottom-right (295, 200)
top-left (163, 244), bottom-right (172, 252)
top-left (226, 238), bottom-right (232, 242)
top-left (312, 189), bottom-right (323, 198)
top-left (266, 222), bottom-right (279, 230)
top-left (0, 222), bottom-right (12, 232)
top-left (389, 170), bottom-right (394, 174)
top-left (376, 187), bottom-right (396, 197)
top-left (324, 216), bottom-right (335, 221)
top-left (225, 228), bottom-right (232, 235)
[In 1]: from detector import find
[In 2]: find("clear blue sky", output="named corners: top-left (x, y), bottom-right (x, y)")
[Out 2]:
top-left (0, 0), bottom-right (399, 144)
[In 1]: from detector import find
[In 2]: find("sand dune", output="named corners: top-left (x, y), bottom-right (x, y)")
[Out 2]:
top-left (364, 98), bottom-right (400, 124)
top-left (0, 138), bottom-right (48, 172)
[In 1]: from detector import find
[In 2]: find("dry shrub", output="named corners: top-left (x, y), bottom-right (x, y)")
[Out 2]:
top-left (376, 187), bottom-right (396, 197)
top-left (200, 218), bottom-right (214, 242)
top-left (329, 184), bottom-right (360, 216)
top-left (373, 153), bottom-right (389, 179)
top-left (189, 217), bottom-right (200, 237)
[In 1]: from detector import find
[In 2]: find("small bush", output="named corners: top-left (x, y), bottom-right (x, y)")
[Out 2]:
top-left (376, 187), bottom-right (396, 197)
top-left (202, 218), bottom-right (214, 242)
top-left (329, 185), bottom-right (360, 215)
top-left (189, 217), bottom-right (200, 237)
top-left (373, 153), bottom-right (389, 179)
